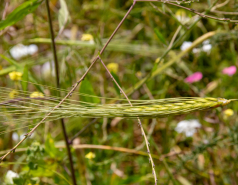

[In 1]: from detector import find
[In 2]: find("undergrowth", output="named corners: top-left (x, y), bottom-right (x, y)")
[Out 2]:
top-left (0, 0), bottom-right (238, 184)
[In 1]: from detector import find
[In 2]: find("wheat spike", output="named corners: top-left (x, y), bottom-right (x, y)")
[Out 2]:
top-left (0, 96), bottom-right (231, 119)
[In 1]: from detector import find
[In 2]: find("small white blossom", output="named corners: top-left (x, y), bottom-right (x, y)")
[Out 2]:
top-left (202, 40), bottom-right (212, 52)
top-left (175, 119), bottom-right (201, 137)
top-left (5, 170), bottom-right (19, 184)
top-left (41, 61), bottom-right (55, 78)
top-left (181, 40), bottom-right (212, 54)
top-left (12, 132), bottom-right (19, 141)
top-left (181, 41), bottom-right (203, 54)
top-left (180, 41), bottom-right (192, 51)
top-left (10, 44), bottom-right (38, 60)
top-left (202, 44), bottom-right (212, 52)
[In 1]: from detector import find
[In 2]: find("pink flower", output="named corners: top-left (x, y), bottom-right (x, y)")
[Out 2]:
top-left (222, 66), bottom-right (236, 76)
top-left (184, 72), bottom-right (203, 83)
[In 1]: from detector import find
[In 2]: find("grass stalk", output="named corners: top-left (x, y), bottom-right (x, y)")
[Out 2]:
top-left (45, 0), bottom-right (77, 184)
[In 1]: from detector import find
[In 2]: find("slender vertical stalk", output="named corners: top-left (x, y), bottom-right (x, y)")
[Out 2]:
top-left (45, 1), bottom-right (77, 185)
top-left (98, 56), bottom-right (158, 184)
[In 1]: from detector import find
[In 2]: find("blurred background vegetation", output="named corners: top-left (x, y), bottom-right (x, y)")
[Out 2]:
top-left (0, 0), bottom-right (238, 184)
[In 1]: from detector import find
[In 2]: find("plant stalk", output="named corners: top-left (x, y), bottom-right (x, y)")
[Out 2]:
top-left (45, 0), bottom-right (77, 185)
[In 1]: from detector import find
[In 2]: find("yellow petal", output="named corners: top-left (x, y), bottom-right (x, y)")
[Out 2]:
top-left (30, 92), bottom-right (44, 98)
top-left (85, 152), bottom-right (95, 159)
top-left (224, 109), bottom-right (234, 117)
top-left (81, 34), bottom-right (93, 41)
top-left (9, 90), bottom-right (19, 99)
top-left (107, 63), bottom-right (118, 73)
top-left (9, 71), bottom-right (23, 81)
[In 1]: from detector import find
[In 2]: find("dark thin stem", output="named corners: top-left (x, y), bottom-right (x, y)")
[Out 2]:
top-left (45, 0), bottom-right (77, 185)
top-left (98, 56), bottom-right (158, 184)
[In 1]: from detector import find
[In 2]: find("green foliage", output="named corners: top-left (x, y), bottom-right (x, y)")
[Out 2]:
top-left (0, 0), bottom-right (42, 31)
top-left (79, 78), bottom-right (100, 103)
top-left (1, 0), bottom-right (238, 184)
top-left (58, 0), bottom-right (70, 30)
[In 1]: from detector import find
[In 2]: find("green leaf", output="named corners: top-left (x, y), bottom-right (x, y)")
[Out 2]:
top-left (58, 0), bottom-right (70, 31)
top-left (0, 0), bottom-right (42, 31)
top-left (0, 54), bottom-right (21, 69)
top-left (79, 78), bottom-right (100, 103)
top-left (0, 65), bottom-right (16, 76)
top-left (154, 28), bottom-right (167, 45)
top-left (21, 65), bottom-right (29, 91)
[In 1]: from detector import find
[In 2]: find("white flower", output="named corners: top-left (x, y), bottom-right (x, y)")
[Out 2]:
top-left (181, 40), bottom-right (212, 54)
top-left (12, 132), bottom-right (19, 141)
top-left (202, 40), bottom-right (212, 52)
top-left (10, 44), bottom-right (38, 60)
top-left (5, 170), bottom-right (19, 184)
top-left (27, 44), bottom-right (38, 55)
top-left (175, 119), bottom-right (201, 137)
top-left (202, 44), bottom-right (212, 52)
top-left (41, 61), bottom-right (55, 78)
top-left (180, 41), bottom-right (192, 51)
top-left (181, 41), bottom-right (203, 54)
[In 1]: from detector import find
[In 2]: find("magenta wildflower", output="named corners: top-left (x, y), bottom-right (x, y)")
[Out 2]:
top-left (222, 66), bottom-right (236, 76)
top-left (184, 72), bottom-right (203, 83)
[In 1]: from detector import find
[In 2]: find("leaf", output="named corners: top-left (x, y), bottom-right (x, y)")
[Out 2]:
top-left (21, 65), bottom-right (29, 91)
top-left (0, 66), bottom-right (16, 76)
top-left (0, 54), bottom-right (21, 69)
top-left (79, 78), bottom-right (100, 103)
top-left (28, 75), bottom-right (44, 94)
top-left (58, 0), bottom-right (70, 31)
top-left (154, 28), bottom-right (167, 45)
top-left (0, 0), bottom-right (42, 31)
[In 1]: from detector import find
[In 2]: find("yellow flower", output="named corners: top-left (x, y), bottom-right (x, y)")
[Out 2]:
top-left (30, 92), bottom-right (44, 98)
top-left (107, 63), bottom-right (119, 73)
top-left (224, 109), bottom-right (234, 117)
top-left (81, 34), bottom-right (93, 41)
top-left (9, 71), bottom-right (22, 81)
top-left (9, 90), bottom-right (19, 99)
top-left (85, 152), bottom-right (95, 159)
